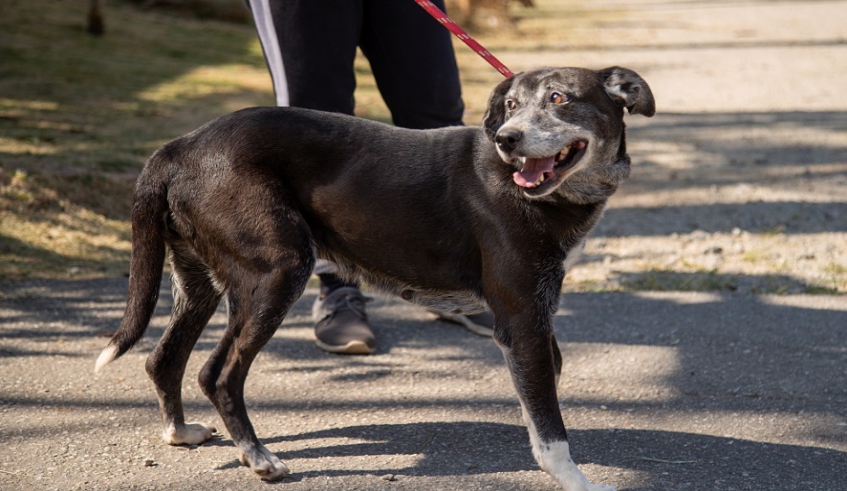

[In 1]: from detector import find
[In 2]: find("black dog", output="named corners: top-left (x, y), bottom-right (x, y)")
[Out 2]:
top-left (96, 66), bottom-right (654, 490)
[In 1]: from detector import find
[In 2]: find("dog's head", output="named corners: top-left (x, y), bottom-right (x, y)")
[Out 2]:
top-left (482, 66), bottom-right (654, 199)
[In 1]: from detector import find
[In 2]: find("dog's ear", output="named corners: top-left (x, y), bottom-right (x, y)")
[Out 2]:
top-left (482, 75), bottom-right (516, 141)
top-left (598, 66), bottom-right (655, 117)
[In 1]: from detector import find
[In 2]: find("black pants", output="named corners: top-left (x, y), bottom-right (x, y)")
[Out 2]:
top-left (246, 0), bottom-right (465, 129)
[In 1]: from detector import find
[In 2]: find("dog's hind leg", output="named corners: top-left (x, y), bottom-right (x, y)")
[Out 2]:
top-left (197, 224), bottom-right (314, 481)
top-left (145, 238), bottom-right (222, 446)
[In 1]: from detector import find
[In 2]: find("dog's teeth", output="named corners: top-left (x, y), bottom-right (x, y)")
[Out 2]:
top-left (539, 174), bottom-right (546, 183)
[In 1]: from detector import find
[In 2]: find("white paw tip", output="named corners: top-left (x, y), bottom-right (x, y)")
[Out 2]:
top-left (163, 423), bottom-right (215, 445)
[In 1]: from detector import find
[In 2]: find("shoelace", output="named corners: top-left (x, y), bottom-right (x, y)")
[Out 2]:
top-left (326, 291), bottom-right (370, 320)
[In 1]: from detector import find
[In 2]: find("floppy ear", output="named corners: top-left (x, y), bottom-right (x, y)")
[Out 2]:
top-left (482, 75), bottom-right (516, 141)
top-left (598, 66), bottom-right (656, 117)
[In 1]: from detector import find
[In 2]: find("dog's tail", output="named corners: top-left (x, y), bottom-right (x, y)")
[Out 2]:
top-left (95, 152), bottom-right (170, 373)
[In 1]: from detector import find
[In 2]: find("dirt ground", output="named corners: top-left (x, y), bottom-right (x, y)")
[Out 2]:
top-left (1, 0), bottom-right (845, 490)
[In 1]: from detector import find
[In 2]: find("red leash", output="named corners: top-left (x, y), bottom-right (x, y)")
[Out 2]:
top-left (414, 0), bottom-right (514, 78)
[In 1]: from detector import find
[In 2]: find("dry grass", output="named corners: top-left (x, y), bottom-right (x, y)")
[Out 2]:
top-left (1, 0), bottom-right (583, 280)
top-left (1, 0), bottom-right (274, 279)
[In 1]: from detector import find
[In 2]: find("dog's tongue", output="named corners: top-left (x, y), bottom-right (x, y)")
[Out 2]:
top-left (513, 156), bottom-right (555, 188)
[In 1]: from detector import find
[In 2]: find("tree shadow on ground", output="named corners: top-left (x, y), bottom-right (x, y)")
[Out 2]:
top-left (206, 421), bottom-right (846, 490)
top-left (2, 279), bottom-right (845, 422)
top-left (2, 278), bottom-right (845, 489)
top-left (597, 201), bottom-right (847, 237)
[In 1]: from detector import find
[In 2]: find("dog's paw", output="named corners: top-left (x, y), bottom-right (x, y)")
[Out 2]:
top-left (556, 473), bottom-right (616, 491)
top-left (584, 484), bottom-right (616, 491)
top-left (162, 422), bottom-right (216, 445)
top-left (239, 445), bottom-right (290, 481)
top-left (536, 441), bottom-right (615, 491)
top-left (553, 464), bottom-right (617, 491)
top-left (555, 470), bottom-right (616, 491)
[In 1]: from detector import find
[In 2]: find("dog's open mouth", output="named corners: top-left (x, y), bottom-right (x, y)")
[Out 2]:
top-left (512, 139), bottom-right (587, 194)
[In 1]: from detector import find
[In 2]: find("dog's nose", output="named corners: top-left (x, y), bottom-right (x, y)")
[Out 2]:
top-left (495, 129), bottom-right (522, 153)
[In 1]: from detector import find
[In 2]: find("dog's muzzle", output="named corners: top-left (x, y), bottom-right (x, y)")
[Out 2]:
top-left (511, 139), bottom-right (588, 190)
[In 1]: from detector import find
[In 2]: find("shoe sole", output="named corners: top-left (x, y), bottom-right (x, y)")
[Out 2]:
top-left (315, 339), bottom-right (375, 355)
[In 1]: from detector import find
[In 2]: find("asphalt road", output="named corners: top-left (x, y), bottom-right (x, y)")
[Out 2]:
top-left (2, 0), bottom-right (847, 489)
top-left (1, 279), bottom-right (845, 490)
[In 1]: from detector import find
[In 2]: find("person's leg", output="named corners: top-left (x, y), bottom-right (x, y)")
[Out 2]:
top-left (359, 0), bottom-right (465, 129)
top-left (358, 0), bottom-right (492, 336)
top-left (247, 0), bottom-right (376, 354)
top-left (246, 0), bottom-right (360, 112)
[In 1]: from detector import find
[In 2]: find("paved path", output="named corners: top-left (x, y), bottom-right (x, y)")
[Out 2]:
top-left (1, 0), bottom-right (846, 489)
top-left (1, 280), bottom-right (845, 490)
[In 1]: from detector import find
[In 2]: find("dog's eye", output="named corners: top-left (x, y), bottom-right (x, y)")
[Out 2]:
top-left (550, 92), bottom-right (567, 104)
top-left (506, 99), bottom-right (516, 111)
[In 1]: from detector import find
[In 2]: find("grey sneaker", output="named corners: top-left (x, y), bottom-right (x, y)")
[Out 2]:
top-left (433, 310), bottom-right (495, 337)
top-left (312, 286), bottom-right (376, 354)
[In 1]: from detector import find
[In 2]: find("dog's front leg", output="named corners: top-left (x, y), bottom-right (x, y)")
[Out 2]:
top-left (493, 309), bottom-right (615, 491)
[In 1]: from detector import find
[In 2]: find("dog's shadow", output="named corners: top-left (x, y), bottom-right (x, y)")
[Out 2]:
top-left (207, 422), bottom-right (846, 489)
